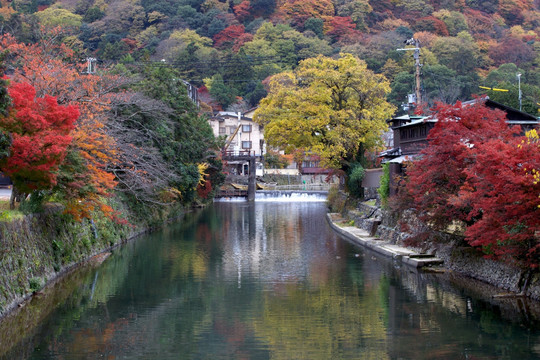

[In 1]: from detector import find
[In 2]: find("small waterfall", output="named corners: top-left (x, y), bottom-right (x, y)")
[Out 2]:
top-left (215, 190), bottom-right (328, 202)
top-left (256, 191), bottom-right (327, 202)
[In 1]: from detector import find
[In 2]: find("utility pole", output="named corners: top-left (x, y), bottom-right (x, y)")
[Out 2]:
top-left (517, 73), bottom-right (522, 112)
top-left (86, 57), bottom-right (96, 74)
top-left (397, 38), bottom-right (422, 107)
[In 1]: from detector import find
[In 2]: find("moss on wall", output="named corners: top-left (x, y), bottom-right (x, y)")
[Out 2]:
top-left (0, 208), bottom-right (134, 316)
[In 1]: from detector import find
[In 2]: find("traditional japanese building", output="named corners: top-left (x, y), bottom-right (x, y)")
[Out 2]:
top-left (381, 98), bottom-right (539, 195)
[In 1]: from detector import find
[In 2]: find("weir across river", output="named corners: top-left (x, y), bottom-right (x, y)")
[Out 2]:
top-left (215, 189), bottom-right (328, 202)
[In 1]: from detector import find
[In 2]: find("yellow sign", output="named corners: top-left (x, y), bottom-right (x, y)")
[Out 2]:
top-left (479, 86), bottom-right (509, 92)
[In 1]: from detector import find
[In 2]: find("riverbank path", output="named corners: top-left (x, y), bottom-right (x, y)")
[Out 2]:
top-left (327, 213), bottom-right (443, 268)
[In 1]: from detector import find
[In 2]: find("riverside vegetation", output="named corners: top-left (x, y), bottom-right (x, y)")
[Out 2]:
top-left (0, 33), bottom-right (224, 316)
top-left (0, 0), bottom-right (539, 316)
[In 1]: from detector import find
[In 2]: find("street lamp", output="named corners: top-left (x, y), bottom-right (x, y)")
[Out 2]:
top-left (517, 73), bottom-right (522, 112)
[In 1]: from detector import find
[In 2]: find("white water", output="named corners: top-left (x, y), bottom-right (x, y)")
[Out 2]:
top-left (214, 191), bottom-right (328, 203)
top-left (255, 191), bottom-right (327, 202)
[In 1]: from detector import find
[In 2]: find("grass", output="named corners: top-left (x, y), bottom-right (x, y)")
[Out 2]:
top-left (363, 199), bottom-right (377, 206)
top-left (0, 200), bottom-right (24, 222)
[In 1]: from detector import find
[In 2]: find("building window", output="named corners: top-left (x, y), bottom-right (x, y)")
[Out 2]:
top-left (242, 141), bottom-right (252, 149)
top-left (219, 127), bottom-right (226, 134)
top-left (302, 160), bottom-right (320, 168)
top-left (229, 126), bottom-right (237, 134)
top-left (242, 124), bottom-right (252, 132)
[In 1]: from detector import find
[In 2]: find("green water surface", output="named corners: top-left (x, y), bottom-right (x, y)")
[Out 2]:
top-left (1, 201), bottom-right (539, 359)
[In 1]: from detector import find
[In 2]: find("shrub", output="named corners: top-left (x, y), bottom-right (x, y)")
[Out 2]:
top-left (378, 163), bottom-right (390, 206)
top-left (347, 163), bottom-right (365, 199)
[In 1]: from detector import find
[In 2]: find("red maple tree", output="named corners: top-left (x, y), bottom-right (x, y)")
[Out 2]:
top-left (234, 0), bottom-right (251, 22)
top-left (324, 16), bottom-right (360, 43)
top-left (213, 25), bottom-right (247, 49)
top-left (457, 134), bottom-right (540, 267)
top-left (398, 100), bottom-right (540, 268)
top-left (0, 32), bottom-right (119, 219)
top-left (1, 82), bottom-right (78, 193)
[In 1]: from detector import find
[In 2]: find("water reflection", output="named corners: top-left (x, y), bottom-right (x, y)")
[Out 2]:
top-left (0, 202), bottom-right (539, 359)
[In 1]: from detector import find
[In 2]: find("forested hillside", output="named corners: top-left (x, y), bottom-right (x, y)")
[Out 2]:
top-left (2, 0), bottom-right (539, 114)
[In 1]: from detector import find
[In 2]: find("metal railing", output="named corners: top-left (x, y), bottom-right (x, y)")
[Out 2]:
top-left (221, 150), bottom-right (256, 158)
top-left (273, 184), bottom-right (332, 191)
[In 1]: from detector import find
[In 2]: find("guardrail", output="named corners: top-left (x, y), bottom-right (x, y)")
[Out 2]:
top-left (273, 184), bottom-right (332, 191)
top-left (221, 150), bottom-right (256, 158)
top-left (216, 189), bottom-right (248, 198)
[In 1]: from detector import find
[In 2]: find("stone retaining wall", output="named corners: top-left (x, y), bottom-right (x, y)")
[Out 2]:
top-left (343, 201), bottom-right (540, 301)
top-left (0, 210), bottom-right (133, 317)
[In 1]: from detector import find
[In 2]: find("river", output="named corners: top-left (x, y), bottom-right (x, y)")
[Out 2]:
top-left (1, 199), bottom-right (539, 359)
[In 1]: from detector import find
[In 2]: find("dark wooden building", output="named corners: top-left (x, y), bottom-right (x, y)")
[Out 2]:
top-left (381, 98), bottom-right (539, 195)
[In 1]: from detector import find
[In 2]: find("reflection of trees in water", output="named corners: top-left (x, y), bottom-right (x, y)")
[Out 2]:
top-left (3, 203), bottom-right (540, 359)
top-left (252, 280), bottom-right (389, 360)
top-left (0, 239), bottom-right (139, 359)
top-left (366, 254), bottom-right (540, 359)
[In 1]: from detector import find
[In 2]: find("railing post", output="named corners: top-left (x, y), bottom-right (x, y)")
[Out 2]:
top-left (247, 156), bottom-right (256, 201)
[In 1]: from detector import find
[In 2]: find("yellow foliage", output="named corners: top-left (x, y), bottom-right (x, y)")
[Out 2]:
top-left (255, 53), bottom-right (395, 170)
top-left (159, 187), bottom-right (183, 203)
top-left (197, 162), bottom-right (209, 186)
top-left (0, 0), bottom-right (16, 21)
top-left (168, 29), bottom-right (213, 51)
top-left (521, 129), bottom-right (540, 206)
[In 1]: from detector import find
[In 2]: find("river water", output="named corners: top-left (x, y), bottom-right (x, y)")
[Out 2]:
top-left (1, 200), bottom-right (540, 359)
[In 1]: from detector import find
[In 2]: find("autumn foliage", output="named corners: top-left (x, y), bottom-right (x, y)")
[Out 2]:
top-left (1, 82), bottom-right (78, 193)
top-left (0, 32), bottom-right (118, 219)
top-left (214, 25), bottom-right (247, 49)
top-left (399, 100), bottom-right (540, 268)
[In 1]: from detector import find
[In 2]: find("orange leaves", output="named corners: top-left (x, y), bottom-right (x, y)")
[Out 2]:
top-left (276, 0), bottom-right (334, 26)
top-left (0, 33), bottom-right (121, 221)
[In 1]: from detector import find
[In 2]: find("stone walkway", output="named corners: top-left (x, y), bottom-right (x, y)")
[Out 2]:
top-left (327, 213), bottom-right (443, 268)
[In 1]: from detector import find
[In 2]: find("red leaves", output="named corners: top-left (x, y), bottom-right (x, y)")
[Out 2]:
top-left (234, 1), bottom-right (251, 22)
top-left (324, 16), bottom-right (360, 42)
top-left (213, 25), bottom-right (247, 49)
top-left (401, 100), bottom-right (540, 268)
top-left (7, 82), bottom-right (78, 135)
top-left (1, 33), bottom-right (122, 220)
top-left (1, 82), bottom-right (78, 193)
top-left (413, 16), bottom-right (449, 36)
top-left (459, 135), bottom-right (540, 267)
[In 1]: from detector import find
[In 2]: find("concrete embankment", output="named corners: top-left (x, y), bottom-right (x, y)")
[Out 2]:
top-left (327, 213), bottom-right (443, 268)
top-left (328, 199), bottom-right (540, 301)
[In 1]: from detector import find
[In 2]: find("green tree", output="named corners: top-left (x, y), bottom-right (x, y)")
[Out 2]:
top-left (389, 71), bottom-right (415, 106)
top-left (431, 32), bottom-right (482, 75)
top-left (254, 53), bottom-right (395, 171)
top-left (35, 7), bottom-right (82, 28)
top-left (484, 63), bottom-right (523, 86)
top-left (133, 65), bottom-right (221, 201)
top-left (347, 163), bottom-right (365, 198)
top-left (303, 17), bottom-right (324, 37)
top-left (433, 9), bottom-right (468, 36)
top-left (204, 73), bottom-right (238, 109)
top-left (335, 0), bottom-right (372, 31)
top-left (378, 163), bottom-right (390, 206)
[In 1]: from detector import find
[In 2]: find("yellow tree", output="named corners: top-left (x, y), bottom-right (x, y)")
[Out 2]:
top-left (254, 53), bottom-right (395, 171)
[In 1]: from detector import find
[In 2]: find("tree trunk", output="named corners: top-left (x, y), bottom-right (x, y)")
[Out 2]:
top-left (9, 186), bottom-right (23, 210)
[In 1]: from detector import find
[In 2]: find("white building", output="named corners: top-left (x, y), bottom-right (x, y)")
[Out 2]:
top-left (208, 109), bottom-right (265, 176)
top-left (208, 109), bottom-right (265, 156)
